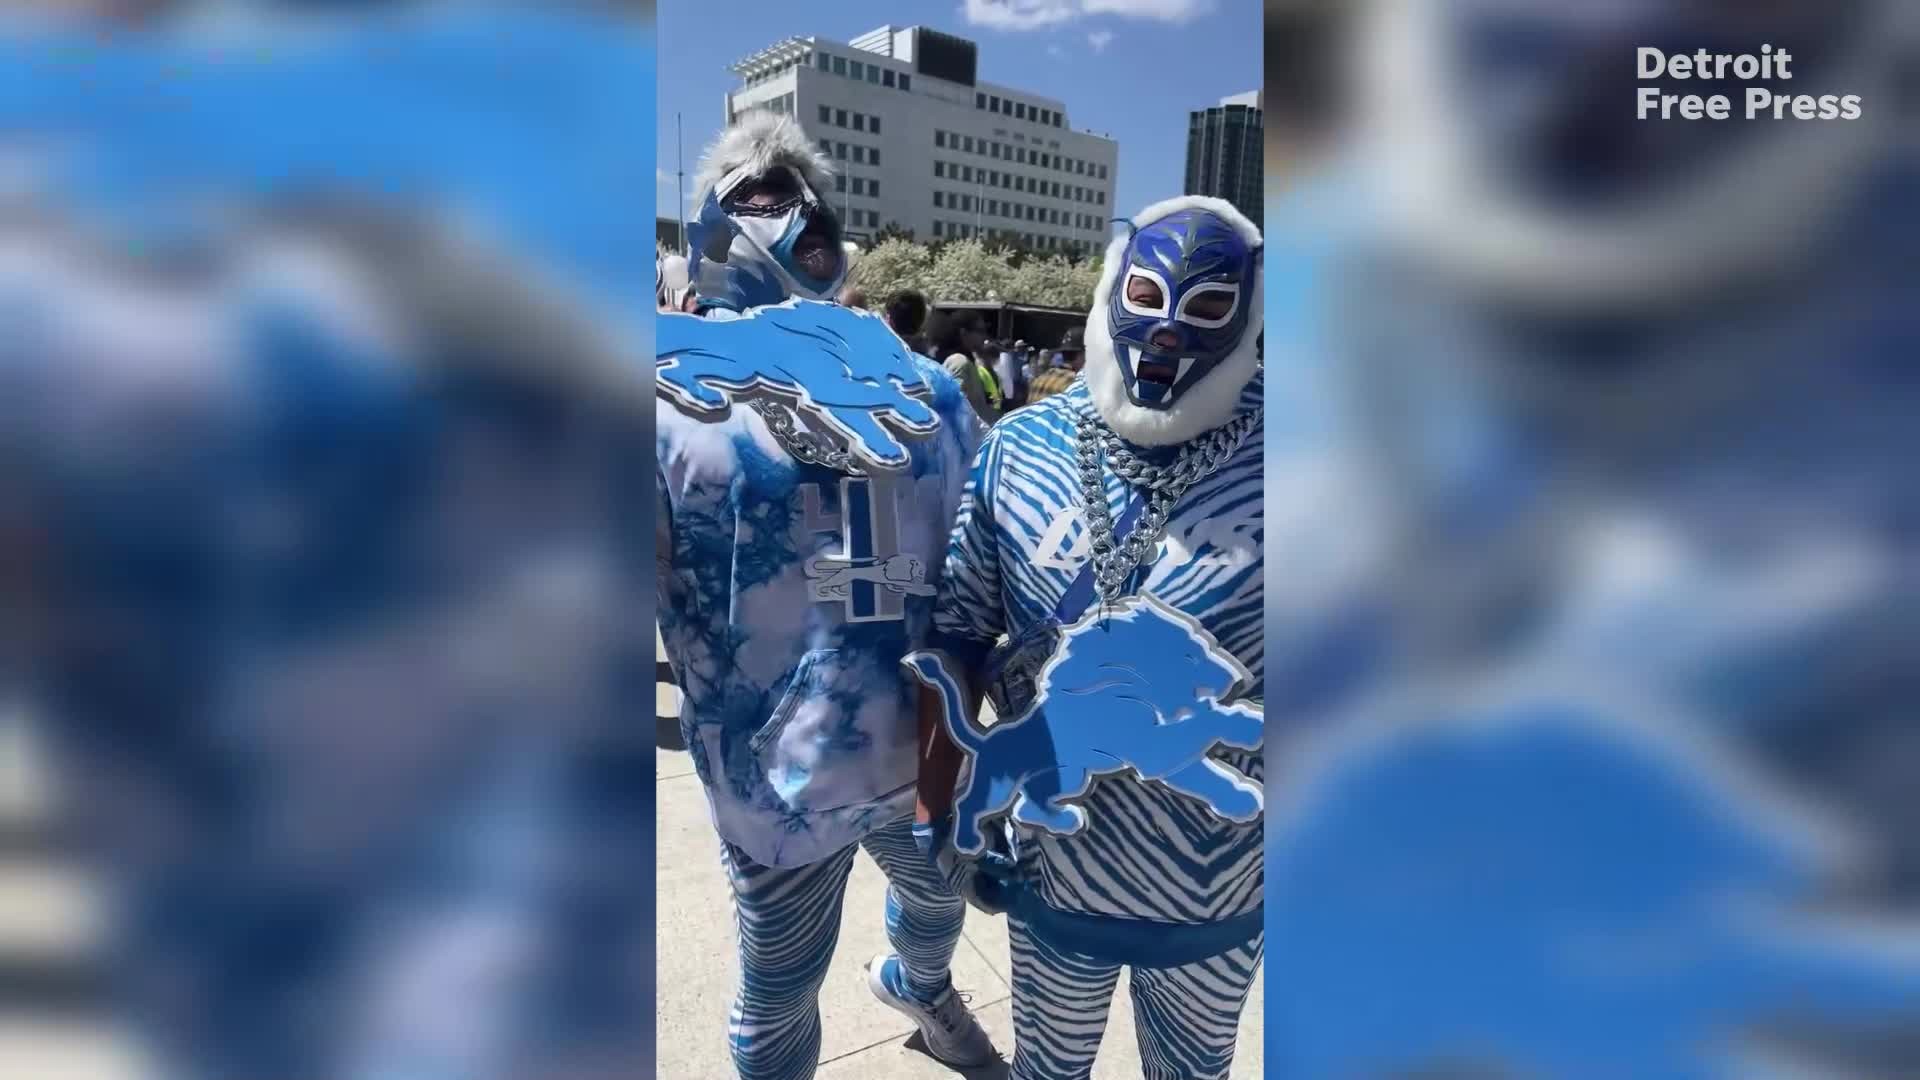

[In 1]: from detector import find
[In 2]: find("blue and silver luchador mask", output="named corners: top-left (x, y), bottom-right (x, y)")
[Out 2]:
top-left (687, 161), bottom-right (846, 313)
top-left (1105, 207), bottom-right (1258, 409)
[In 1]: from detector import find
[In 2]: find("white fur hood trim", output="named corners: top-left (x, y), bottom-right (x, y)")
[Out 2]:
top-left (1082, 195), bottom-right (1263, 447)
top-left (693, 111), bottom-right (837, 207)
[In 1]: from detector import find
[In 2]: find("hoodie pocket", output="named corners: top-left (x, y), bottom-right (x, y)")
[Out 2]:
top-left (747, 647), bottom-right (913, 814)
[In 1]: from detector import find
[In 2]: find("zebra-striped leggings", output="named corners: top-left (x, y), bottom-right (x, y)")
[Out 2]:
top-left (1009, 914), bottom-right (1263, 1080)
top-left (719, 817), bottom-right (965, 1080)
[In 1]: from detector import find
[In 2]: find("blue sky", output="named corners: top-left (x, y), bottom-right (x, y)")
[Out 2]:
top-left (0, 8), bottom-right (654, 326)
top-left (656, 0), bottom-right (1261, 230)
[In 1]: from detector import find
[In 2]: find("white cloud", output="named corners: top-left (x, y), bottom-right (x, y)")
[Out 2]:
top-left (962, 0), bottom-right (1213, 31)
top-left (961, 0), bottom-right (1077, 31)
top-left (1046, 43), bottom-right (1065, 57)
top-left (1087, 29), bottom-right (1114, 52)
top-left (1083, 0), bottom-right (1213, 21)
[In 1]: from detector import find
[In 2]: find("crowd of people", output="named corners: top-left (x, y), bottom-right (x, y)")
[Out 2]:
top-left (658, 254), bottom-right (1089, 423)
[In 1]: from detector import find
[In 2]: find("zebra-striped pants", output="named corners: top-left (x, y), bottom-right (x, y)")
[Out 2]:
top-left (1008, 915), bottom-right (1263, 1080)
top-left (719, 817), bottom-right (966, 1080)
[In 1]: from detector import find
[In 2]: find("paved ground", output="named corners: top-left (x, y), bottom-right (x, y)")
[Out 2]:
top-left (656, 637), bottom-right (1265, 1080)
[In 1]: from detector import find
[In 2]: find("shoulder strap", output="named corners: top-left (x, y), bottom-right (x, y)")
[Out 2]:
top-left (1053, 490), bottom-right (1147, 624)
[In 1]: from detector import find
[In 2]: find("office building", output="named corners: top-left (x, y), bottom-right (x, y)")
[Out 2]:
top-left (1184, 90), bottom-right (1262, 229)
top-left (722, 25), bottom-right (1119, 256)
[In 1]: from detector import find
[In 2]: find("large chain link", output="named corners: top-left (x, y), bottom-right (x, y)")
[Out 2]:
top-left (1076, 404), bottom-right (1261, 604)
top-left (748, 398), bottom-right (860, 474)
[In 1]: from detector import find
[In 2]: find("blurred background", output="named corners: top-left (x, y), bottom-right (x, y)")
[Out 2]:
top-left (1261, 0), bottom-right (1920, 1077)
top-left (0, 3), bottom-right (655, 1078)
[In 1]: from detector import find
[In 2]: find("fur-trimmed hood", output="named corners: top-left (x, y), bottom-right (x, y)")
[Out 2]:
top-left (1084, 195), bottom-right (1263, 447)
top-left (693, 111), bottom-right (837, 207)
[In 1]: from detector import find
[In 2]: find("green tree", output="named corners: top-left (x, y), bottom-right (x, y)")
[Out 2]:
top-left (923, 239), bottom-right (1012, 303)
top-left (848, 237), bottom-right (933, 299)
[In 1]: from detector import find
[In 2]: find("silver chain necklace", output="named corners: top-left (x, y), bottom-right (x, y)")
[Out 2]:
top-left (748, 398), bottom-right (860, 474)
top-left (1076, 403), bottom-right (1261, 604)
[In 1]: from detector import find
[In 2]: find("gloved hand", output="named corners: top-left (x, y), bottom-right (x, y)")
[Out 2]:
top-left (914, 815), bottom-right (1017, 916)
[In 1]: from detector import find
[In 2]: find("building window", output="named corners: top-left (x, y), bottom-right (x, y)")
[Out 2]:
top-left (835, 109), bottom-right (847, 127)
top-left (961, 165), bottom-right (971, 183)
top-left (869, 180), bottom-right (879, 198)
top-left (1014, 176), bottom-right (1024, 192)
top-left (817, 52), bottom-right (830, 70)
top-left (990, 95), bottom-right (1001, 112)
top-left (1098, 164), bottom-right (1108, 179)
top-left (818, 105), bottom-right (831, 126)
top-left (851, 146), bottom-right (863, 164)
top-left (870, 116), bottom-right (881, 135)
top-left (935, 131), bottom-right (945, 148)
top-left (976, 92), bottom-right (986, 108)
top-left (883, 69), bottom-right (895, 88)
top-left (1097, 191), bottom-right (1105, 205)
top-left (933, 191), bottom-right (943, 208)
top-left (850, 61), bottom-right (863, 81)
top-left (833, 56), bottom-right (846, 76)
top-left (870, 149), bottom-right (881, 166)
top-left (852, 113), bottom-right (864, 132)
top-left (990, 143), bottom-right (1000, 159)
top-left (932, 220), bottom-right (943, 236)
top-left (835, 175), bottom-right (845, 192)
top-left (933, 161), bottom-right (944, 178)
top-left (962, 136), bottom-right (973, 153)
top-left (900, 74), bottom-right (911, 91)
top-left (835, 142), bottom-right (847, 159)
top-left (819, 139), bottom-right (831, 154)
top-left (866, 66), bottom-right (879, 83)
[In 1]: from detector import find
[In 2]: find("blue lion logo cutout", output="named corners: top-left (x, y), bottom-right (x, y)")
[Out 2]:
top-left (906, 595), bottom-right (1265, 855)
top-left (657, 299), bottom-right (939, 472)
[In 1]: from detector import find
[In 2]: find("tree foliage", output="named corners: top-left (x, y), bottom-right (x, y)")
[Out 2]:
top-left (678, 232), bottom-right (1104, 311)
top-left (922, 239), bottom-right (1012, 303)
top-left (848, 237), bottom-right (933, 299)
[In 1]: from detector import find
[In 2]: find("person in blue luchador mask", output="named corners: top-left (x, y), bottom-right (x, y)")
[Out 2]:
top-left (656, 111), bottom-right (996, 1079)
top-left (905, 195), bottom-right (1266, 1080)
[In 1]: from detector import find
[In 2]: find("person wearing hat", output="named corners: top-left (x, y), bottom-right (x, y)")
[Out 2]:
top-left (1025, 326), bottom-right (1084, 405)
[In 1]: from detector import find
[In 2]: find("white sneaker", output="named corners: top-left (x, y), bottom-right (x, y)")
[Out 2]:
top-left (864, 952), bottom-right (996, 1067)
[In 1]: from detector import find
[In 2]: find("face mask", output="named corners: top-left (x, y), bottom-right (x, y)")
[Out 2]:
top-left (687, 162), bottom-right (845, 312)
top-left (1104, 208), bottom-right (1257, 410)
